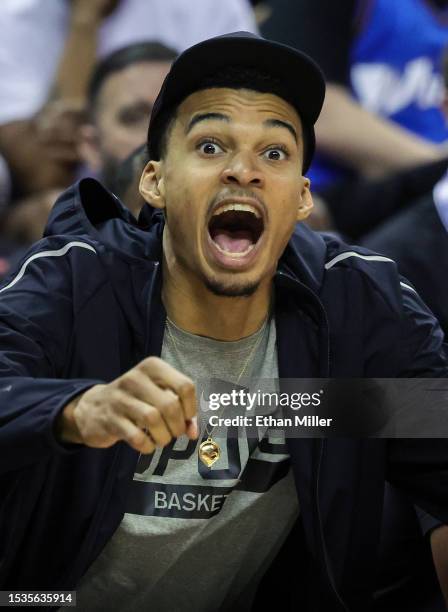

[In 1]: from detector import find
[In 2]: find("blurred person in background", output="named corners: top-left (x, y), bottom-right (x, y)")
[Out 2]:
top-left (261, 0), bottom-right (448, 235)
top-left (78, 40), bottom-right (176, 214)
top-left (0, 39), bottom-right (176, 252)
top-left (361, 170), bottom-right (448, 334)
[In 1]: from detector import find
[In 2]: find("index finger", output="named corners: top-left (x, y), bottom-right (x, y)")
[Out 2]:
top-left (138, 356), bottom-right (197, 420)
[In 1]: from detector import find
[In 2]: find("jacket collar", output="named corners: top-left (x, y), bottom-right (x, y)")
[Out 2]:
top-left (277, 222), bottom-right (327, 293)
top-left (44, 178), bottom-right (163, 263)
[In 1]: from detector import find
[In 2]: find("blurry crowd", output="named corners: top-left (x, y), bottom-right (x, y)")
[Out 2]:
top-left (0, 0), bottom-right (446, 329)
top-left (0, 0), bottom-right (448, 609)
top-left (1, 0), bottom-right (447, 336)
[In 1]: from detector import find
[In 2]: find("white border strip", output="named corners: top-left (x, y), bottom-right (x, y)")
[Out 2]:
top-left (0, 241), bottom-right (97, 294)
top-left (325, 251), bottom-right (394, 270)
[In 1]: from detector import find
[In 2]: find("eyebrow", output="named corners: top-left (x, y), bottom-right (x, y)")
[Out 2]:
top-left (185, 112), bottom-right (298, 142)
top-left (264, 118), bottom-right (298, 143)
top-left (117, 100), bottom-right (154, 121)
top-left (186, 112), bottom-right (230, 134)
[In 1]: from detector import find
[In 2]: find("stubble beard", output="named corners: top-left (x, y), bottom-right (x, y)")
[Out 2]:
top-left (100, 153), bottom-right (121, 191)
top-left (203, 274), bottom-right (260, 298)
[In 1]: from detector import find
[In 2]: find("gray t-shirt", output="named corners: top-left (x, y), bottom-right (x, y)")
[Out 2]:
top-left (76, 317), bottom-right (299, 611)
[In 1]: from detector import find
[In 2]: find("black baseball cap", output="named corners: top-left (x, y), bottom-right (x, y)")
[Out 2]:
top-left (146, 31), bottom-right (326, 173)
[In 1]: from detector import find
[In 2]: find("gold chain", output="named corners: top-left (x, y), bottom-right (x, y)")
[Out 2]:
top-left (165, 317), bottom-right (267, 382)
top-left (165, 317), bottom-right (268, 440)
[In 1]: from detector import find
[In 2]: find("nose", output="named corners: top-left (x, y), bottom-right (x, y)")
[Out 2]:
top-left (221, 150), bottom-right (264, 188)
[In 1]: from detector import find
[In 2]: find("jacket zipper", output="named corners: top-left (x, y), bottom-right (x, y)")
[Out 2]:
top-left (143, 261), bottom-right (162, 356)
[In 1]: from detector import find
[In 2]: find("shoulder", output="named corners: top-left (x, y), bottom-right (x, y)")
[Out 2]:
top-left (320, 233), bottom-right (448, 376)
top-left (321, 232), bottom-right (409, 309)
top-left (0, 235), bottom-right (103, 299)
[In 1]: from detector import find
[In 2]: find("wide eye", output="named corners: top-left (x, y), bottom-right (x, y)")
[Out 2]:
top-left (263, 147), bottom-right (287, 161)
top-left (198, 141), bottom-right (224, 155)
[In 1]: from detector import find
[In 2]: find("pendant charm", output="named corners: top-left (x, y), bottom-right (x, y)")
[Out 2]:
top-left (199, 437), bottom-right (221, 467)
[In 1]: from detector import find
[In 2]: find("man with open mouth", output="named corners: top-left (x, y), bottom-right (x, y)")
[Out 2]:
top-left (1, 32), bottom-right (448, 612)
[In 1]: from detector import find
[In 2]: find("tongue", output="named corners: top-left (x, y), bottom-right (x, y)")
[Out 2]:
top-left (212, 229), bottom-right (253, 253)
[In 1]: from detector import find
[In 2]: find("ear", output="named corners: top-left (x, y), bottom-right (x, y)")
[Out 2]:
top-left (139, 160), bottom-right (166, 209)
top-left (78, 124), bottom-right (103, 172)
top-left (297, 177), bottom-right (314, 222)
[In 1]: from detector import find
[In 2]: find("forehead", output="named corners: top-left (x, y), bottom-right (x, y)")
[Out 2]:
top-left (176, 87), bottom-right (303, 135)
top-left (97, 61), bottom-right (171, 108)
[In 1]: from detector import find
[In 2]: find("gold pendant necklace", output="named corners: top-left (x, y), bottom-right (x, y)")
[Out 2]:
top-left (198, 437), bottom-right (221, 467)
top-left (165, 317), bottom-right (268, 467)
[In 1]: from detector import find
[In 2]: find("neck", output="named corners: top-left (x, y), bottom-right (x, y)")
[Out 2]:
top-left (162, 259), bottom-right (272, 341)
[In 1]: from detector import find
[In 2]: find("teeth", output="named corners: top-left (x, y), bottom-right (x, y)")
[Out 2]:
top-left (214, 242), bottom-right (255, 257)
top-left (212, 203), bottom-right (261, 218)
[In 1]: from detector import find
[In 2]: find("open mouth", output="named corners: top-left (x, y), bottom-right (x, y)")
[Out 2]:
top-left (208, 203), bottom-right (264, 257)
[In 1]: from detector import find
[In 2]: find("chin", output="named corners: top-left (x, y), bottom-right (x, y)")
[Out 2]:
top-left (203, 276), bottom-right (260, 298)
